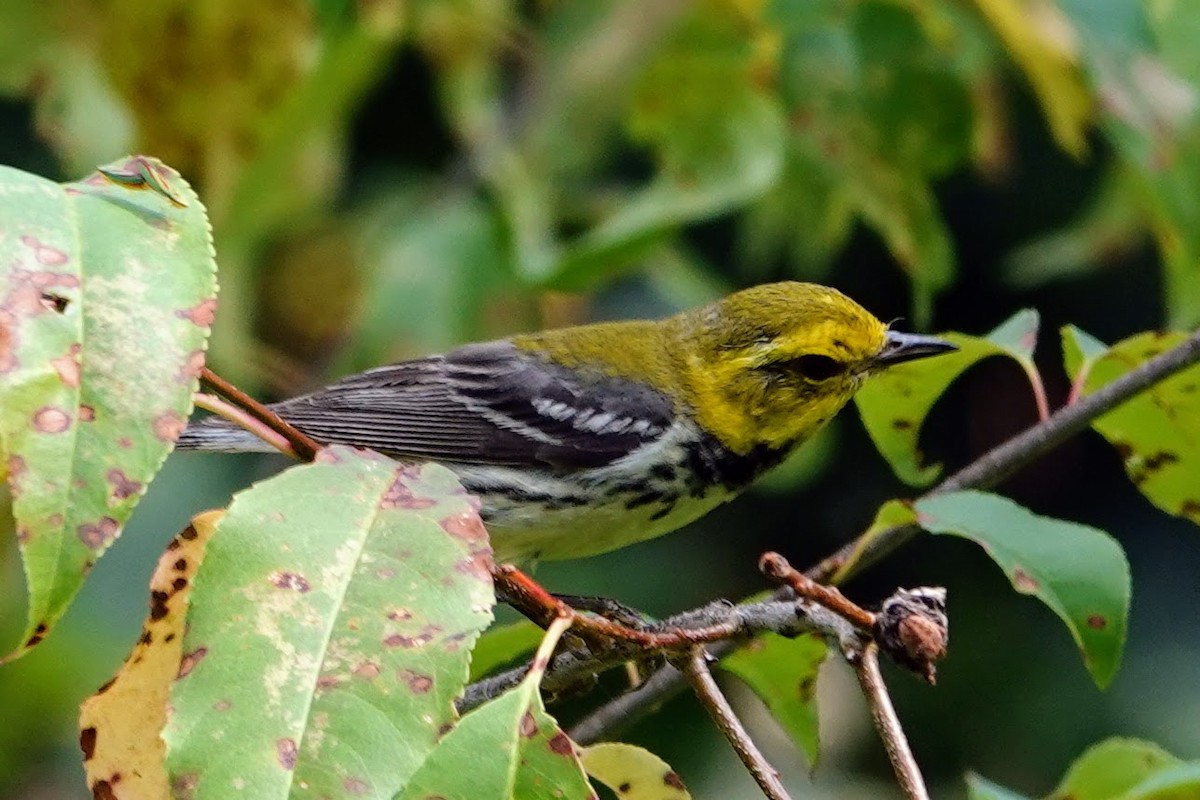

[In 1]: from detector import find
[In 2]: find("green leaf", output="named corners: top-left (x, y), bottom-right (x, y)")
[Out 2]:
top-left (1048, 738), bottom-right (1181, 800)
top-left (966, 773), bottom-right (1034, 800)
top-left (581, 742), bottom-right (691, 800)
top-left (396, 617), bottom-right (593, 800)
top-left (854, 310), bottom-right (1041, 487)
top-left (1061, 324), bottom-right (1110, 403)
top-left (468, 619), bottom-right (544, 682)
top-left (914, 491), bottom-right (1130, 688)
top-left (544, 3), bottom-right (785, 290)
top-left (1118, 762), bottom-right (1200, 799)
top-left (1062, 324), bottom-right (1110, 375)
top-left (720, 633), bottom-right (828, 766)
top-left (164, 451), bottom-right (496, 800)
top-left (1067, 331), bottom-right (1200, 529)
top-left (0, 156), bottom-right (217, 660)
top-left (970, 739), bottom-right (1200, 800)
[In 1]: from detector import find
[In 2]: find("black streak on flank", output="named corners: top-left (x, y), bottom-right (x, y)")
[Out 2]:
top-left (681, 434), bottom-right (789, 496)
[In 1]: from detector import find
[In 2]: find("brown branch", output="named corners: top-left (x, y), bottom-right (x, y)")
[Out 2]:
top-left (759, 552), bottom-right (875, 630)
top-left (678, 647), bottom-right (793, 800)
top-left (461, 595), bottom-right (862, 715)
top-left (194, 394), bottom-right (296, 456)
top-left (853, 644), bottom-right (930, 800)
top-left (199, 366), bottom-right (321, 461)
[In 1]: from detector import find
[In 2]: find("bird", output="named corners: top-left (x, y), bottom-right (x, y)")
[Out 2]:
top-left (177, 282), bottom-right (956, 563)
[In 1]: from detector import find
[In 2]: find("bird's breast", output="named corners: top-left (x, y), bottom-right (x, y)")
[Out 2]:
top-left (445, 420), bottom-right (789, 562)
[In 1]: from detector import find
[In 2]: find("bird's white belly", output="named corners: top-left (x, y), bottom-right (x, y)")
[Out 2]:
top-left (478, 485), bottom-right (735, 563)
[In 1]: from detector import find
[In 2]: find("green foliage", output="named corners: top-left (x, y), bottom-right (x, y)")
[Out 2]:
top-left (396, 618), bottom-right (592, 800)
top-left (164, 452), bottom-right (494, 799)
top-left (854, 310), bottom-right (1042, 486)
top-left (720, 633), bottom-right (827, 766)
top-left (971, 737), bottom-right (1200, 800)
top-left (468, 619), bottom-right (543, 682)
top-left (915, 491), bottom-right (1130, 689)
top-left (1064, 330), bottom-right (1200, 528)
top-left (0, 157), bottom-right (216, 660)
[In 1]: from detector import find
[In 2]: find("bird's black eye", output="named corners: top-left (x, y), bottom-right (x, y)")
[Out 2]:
top-left (789, 354), bottom-right (846, 382)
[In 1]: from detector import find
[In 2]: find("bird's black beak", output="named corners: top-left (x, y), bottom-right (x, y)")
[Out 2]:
top-left (874, 330), bottom-right (958, 368)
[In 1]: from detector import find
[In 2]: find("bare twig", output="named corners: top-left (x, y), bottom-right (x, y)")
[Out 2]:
top-left (853, 644), bottom-right (930, 800)
top-left (495, 564), bottom-right (743, 650)
top-left (199, 366), bottom-right (321, 461)
top-left (759, 552), bottom-right (875, 630)
top-left (553, 326), bottom-right (1200, 744)
top-left (679, 647), bottom-right (793, 800)
top-left (460, 597), bottom-right (861, 714)
top-left (194, 394), bottom-right (296, 457)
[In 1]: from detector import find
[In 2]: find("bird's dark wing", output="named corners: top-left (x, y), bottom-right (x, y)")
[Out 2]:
top-left (267, 341), bottom-right (676, 469)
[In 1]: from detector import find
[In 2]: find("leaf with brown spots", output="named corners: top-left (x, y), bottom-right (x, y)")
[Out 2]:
top-left (580, 742), bottom-right (692, 800)
top-left (0, 157), bottom-right (217, 661)
top-left (915, 491), bottom-right (1130, 689)
top-left (720, 632), bottom-right (827, 766)
top-left (78, 510), bottom-right (222, 800)
top-left (163, 452), bottom-right (495, 800)
top-left (397, 618), bottom-right (593, 800)
top-left (1065, 329), bottom-right (1200, 530)
top-left (856, 310), bottom-right (1043, 486)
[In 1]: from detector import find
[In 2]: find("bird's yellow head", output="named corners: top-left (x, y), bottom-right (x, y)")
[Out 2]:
top-left (669, 282), bottom-right (954, 454)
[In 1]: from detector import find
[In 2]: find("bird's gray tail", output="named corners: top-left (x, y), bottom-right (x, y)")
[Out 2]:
top-left (175, 417), bottom-right (279, 453)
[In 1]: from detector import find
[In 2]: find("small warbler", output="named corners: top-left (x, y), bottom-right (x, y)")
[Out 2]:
top-left (178, 282), bottom-right (954, 562)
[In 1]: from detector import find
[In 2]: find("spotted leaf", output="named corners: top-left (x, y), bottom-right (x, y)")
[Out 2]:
top-left (163, 451), bottom-right (496, 800)
top-left (396, 617), bottom-right (593, 800)
top-left (78, 510), bottom-right (223, 800)
top-left (1064, 330), bottom-right (1200, 529)
top-left (915, 491), bottom-right (1129, 689)
top-left (0, 156), bottom-right (217, 660)
top-left (581, 742), bottom-right (690, 800)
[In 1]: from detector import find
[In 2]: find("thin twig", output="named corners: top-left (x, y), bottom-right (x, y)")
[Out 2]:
top-left (853, 644), bottom-right (930, 800)
top-left (759, 552), bottom-right (875, 630)
top-left (460, 597), bottom-right (861, 714)
top-left (194, 394), bottom-right (296, 457)
top-left (556, 326), bottom-right (1200, 744)
top-left (495, 564), bottom-right (742, 649)
top-left (199, 366), bottom-right (321, 461)
top-left (679, 647), bottom-right (793, 800)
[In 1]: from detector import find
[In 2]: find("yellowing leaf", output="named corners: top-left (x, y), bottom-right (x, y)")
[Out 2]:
top-left (78, 510), bottom-right (223, 800)
top-left (972, 0), bottom-right (1091, 157)
top-left (581, 742), bottom-right (691, 800)
top-left (1066, 331), bottom-right (1200, 528)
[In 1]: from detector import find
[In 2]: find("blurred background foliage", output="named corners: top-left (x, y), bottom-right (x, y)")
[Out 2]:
top-left (2, 0), bottom-right (1200, 797)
